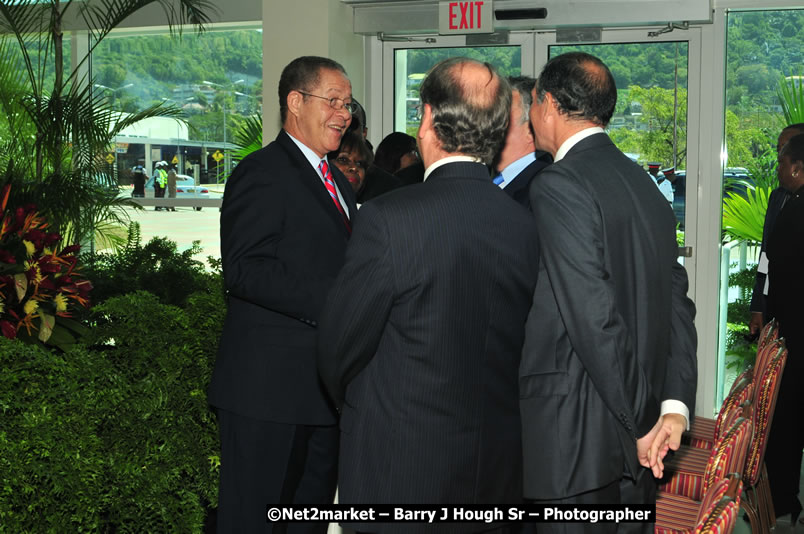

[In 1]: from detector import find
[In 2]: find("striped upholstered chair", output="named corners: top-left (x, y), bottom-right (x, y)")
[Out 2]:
top-left (655, 473), bottom-right (742, 534)
top-left (756, 318), bottom-right (779, 353)
top-left (663, 342), bottom-right (787, 534)
top-left (740, 341), bottom-right (787, 534)
top-left (685, 372), bottom-right (753, 450)
top-left (658, 416), bottom-right (752, 502)
top-left (685, 319), bottom-right (777, 450)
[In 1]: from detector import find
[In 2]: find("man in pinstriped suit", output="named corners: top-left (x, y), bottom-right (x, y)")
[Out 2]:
top-left (317, 57), bottom-right (540, 534)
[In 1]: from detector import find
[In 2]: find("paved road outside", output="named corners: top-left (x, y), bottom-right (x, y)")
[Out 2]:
top-left (119, 205), bottom-right (222, 267)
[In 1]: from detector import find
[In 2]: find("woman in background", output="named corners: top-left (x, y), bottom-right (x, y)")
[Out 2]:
top-left (329, 130), bottom-right (374, 196)
top-left (373, 132), bottom-right (420, 175)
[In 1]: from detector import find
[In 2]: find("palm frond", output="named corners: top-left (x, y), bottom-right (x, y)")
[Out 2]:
top-left (722, 186), bottom-right (770, 243)
top-left (232, 114), bottom-right (262, 163)
top-left (777, 70), bottom-right (804, 126)
top-left (0, 0), bottom-right (214, 249)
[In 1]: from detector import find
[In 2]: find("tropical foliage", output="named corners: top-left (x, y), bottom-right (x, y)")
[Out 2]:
top-left (0, 184), bottom-right (91, 349)
top-left (777, 70), bottom-right (804, 126)
top-left (722, 186), bottom-right (770, 243)
top-left (0, 0), bottom-right (215, 249)
top-left (0, 227), bottom-right (224, 531)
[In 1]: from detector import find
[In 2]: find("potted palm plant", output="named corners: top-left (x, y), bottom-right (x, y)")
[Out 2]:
top-left (0, 0), bottom-right (216, 345)
top-left (0, 0), bottom-right (216, 250)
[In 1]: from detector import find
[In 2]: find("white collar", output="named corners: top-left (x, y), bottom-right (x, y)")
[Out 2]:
top-left (285, 130), bottom-right (328, 174)
top-left (423, 156), bottom-right (482, 181)
top-left (554, 127), bottom-right (605, 162)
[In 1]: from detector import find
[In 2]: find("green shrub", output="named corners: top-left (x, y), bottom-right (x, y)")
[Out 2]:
top-left (80, 223), bottom-right (223, 311)
top-left (725, 264), bottom-right (758, 370)
top-left (0, 289), bottom-right (222, 532)
top-left (89, 291), bottom-right (220, 532)
top-left (0, 339), bottom-right (110, 532)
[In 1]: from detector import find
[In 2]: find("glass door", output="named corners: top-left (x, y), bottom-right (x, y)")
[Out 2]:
top-left (381, 33), bottom-right (534, 137)
top-left (535, 30), bottom-right (700, 255)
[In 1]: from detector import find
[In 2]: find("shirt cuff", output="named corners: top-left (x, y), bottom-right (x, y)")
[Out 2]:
top-left (660, 400), bottom-right (690, 430)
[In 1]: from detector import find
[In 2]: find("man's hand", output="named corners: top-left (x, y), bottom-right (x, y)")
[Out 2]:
top-left (646, 413), bottom-right (687, 479)
top-left (637, 417), bottom-right (663, 474)
top-left (748, 311), bottom-right (764, 337)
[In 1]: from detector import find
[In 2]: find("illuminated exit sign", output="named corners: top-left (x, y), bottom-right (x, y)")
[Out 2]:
top-left (439, 1), bottom-right (493, 34)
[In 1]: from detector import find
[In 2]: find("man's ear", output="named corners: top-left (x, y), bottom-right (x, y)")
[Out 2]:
top-left (793, 159), bottom-right (803, 179)
top-left (543, 92), bottom-right (558, 120)
top-left (417, 103), bottom-right (431, 142)
top-left (287, 90), bottom-right (303, 119)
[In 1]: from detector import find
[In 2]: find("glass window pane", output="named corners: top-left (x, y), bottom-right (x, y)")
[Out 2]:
top-left (394, 46), bottom-right (521, 135)
top-left (90, 28), bottom-right (262, 260)
top-left (718, 9), bottom-right (804, 403)
top-left (548, 43), bottom-right (689, 236)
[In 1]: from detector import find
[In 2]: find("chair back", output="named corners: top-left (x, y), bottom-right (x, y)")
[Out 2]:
top-left (703, 416), bottom-right (753, 495)
top-left (744, 341), bottom-right (788, 485)
top-left (695, 474), bottom-right (742, 534)
top-left (756, 318), bottom-right (779, 353)
top-left (726, 365), bottom-right (753, 397)
top-left (752, 336), bottom-right (782, 398)
top-left (715, 376), bottom-right (754, 438)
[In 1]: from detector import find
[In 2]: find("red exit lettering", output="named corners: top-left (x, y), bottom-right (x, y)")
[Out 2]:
top-left (449, 1), bottom-right (484, 30)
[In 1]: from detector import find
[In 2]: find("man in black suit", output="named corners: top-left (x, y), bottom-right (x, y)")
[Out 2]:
top-left (494, 76), bottom-right (552, 208)
top-left (317, 57), bottom-right (539, 533)
top-left (748, 123), bottom-right (804, 337)
top-left (208, 56), bottom-right (358, 533)
top-left (519, 52), bottom-right (697, 534)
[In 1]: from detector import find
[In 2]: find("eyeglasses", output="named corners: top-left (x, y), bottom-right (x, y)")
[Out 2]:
top-left (334, 155), bottom-right (368, 171)
top-left (297, 91), bottom-right (358, 114)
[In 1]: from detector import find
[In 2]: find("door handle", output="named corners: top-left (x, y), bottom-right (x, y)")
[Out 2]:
top-left (678, 246), bottom-right (693, 258)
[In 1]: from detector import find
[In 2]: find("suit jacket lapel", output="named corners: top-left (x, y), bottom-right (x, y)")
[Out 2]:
top-left (277, 131), bottom-right (352, 237)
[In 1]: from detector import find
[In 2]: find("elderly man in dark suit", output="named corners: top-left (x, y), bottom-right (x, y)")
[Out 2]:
top-left (493, 76), bottom-right (552, 208)
top-left (208, 56), bottom-right (358, 533)
top-left (317, 57), bottom-right (539, 534)
top-left (519, 52), bottom-right (697, 534)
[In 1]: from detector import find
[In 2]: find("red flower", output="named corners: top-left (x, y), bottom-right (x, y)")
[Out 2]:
top-left (37, 259), bottom-right (61, 274)
top-left (0, 319), bottom-right (17, 340)
top-left (59, 244), bottom-right (81, 256)
top-left (14, 206), bottom-right (25, 228)
top-left (44, 232), bottom-right (61, 246)
top-left (25, 229), bottom-right (46, 250)
top-left (38, 277), bottom-right (57, 291)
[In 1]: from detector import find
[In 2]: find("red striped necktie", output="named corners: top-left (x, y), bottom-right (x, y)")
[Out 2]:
top-left (319, 160), bottom-right (351, 233)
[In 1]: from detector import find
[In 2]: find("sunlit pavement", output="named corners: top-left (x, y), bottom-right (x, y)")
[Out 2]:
top-left (121, 204), bottom-right (222, 267)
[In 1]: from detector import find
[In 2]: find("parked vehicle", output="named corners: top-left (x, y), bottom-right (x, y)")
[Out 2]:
top-left (175, 175), bottom-right (209, 210)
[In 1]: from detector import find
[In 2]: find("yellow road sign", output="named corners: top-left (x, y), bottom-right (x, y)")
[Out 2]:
top-left (105, 153), bottom-right (115, 164)
top-left (171, 155), bottom-right (179, 164)
top-left (212, 150), bottom-right (224, 162)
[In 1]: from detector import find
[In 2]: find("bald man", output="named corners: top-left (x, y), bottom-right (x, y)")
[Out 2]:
top-left (318, 57), bottom-right (540, 534)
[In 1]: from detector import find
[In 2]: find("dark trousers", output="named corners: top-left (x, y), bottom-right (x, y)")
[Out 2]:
top-left (217, 409), bottom-right (339, 534)
top-left (520, 468), bottom-right (655, 534)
